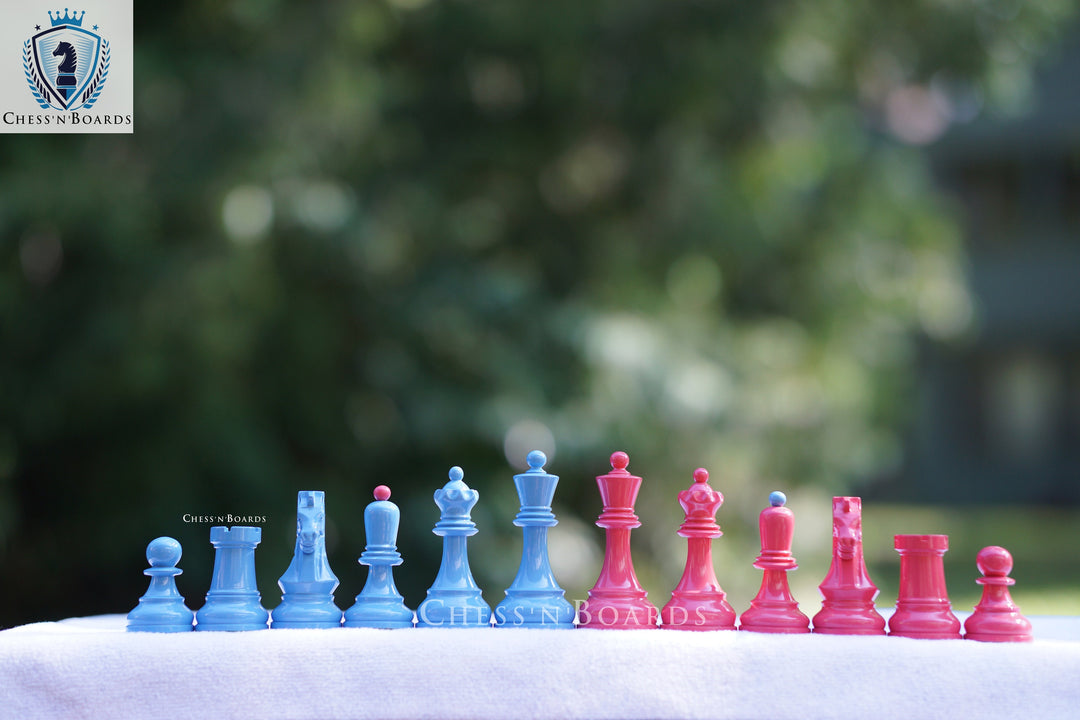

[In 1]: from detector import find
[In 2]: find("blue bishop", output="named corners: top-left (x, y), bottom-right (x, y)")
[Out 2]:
top-left (344, 485), bottom-right (415, 628)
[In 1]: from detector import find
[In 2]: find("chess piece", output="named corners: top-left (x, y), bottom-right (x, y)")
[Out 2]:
top-left (271, 491), bottom-right (343, 628)
top-left (812, 497), bottom-right (885, 635)
top-left (495, 451), bottom-right (574, 629)
top-left (660, 468), bottom-right (735, 631)
top-left (739, 492), bottom-right (809, 633)
top-left (416, 466), bottom-right (492, 628)
top-left (964, 546), bottom-right (1033, 642)
top-left (888, 534), bottom-right (961, 639)
top-left (578, 452), bottom-right (658, 629)
top-left (126, 537), bottom-right (195, 632)
top-left (344, 485), bottom-right (415, 628)
top-left (195, 526), bottom-right (269, 631)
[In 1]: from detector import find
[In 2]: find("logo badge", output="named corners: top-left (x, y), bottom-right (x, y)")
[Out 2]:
top-left (23, 9), bottom-right (109, 112)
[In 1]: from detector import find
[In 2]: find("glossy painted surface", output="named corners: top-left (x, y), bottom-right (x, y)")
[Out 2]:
top-left (739, 493), bottom-right (809, 634)
top-left (272, 491), bottom-right (343, 629)
top-left (661, 468), bottom-right (735, 631)
top-left (196, 526), bottom-right (269, 631)
top-left (345, 485), bottom-right (414, 628)
top-left (888, 534), bottom-right (961, 639)
top-left (496, 451), bottom-right (574, 629)
top-left (578, 452), bottom-right (658, 629)
top-left (126, 537), bottom-right (195, 633)
top-left (813, 497), bottom-right (886, 635)
top-left (964, 545), bottom-right (1033, 642)
top-left (416, 467), bottom-right (492, 628)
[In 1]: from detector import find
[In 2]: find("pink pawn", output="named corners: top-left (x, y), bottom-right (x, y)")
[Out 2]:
top-left (964, 546), bottom-right (1033, 642)
top-left (660, 468), bottom-right (736, 631)
top-left (812, 497), bottom-right (885, 635)
top-left (888, 534), bottom-right (961, 639)
top-left (578, 452), bottom-right (658, 629)
top-left (739, 492), bottom-right (809, 634)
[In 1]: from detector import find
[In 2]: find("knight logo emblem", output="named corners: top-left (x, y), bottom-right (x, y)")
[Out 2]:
top-left (23, 9), bottom-right (110, 111)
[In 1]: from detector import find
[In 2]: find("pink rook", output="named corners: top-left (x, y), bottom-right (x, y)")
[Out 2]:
top-left (577, 452), bottom-right (658, 629)
top-left (660, 468), bottom-right (736, 631)
top-left (888, 534), bottom-right (961, 639)
top-left (813, 497), bottom-right (885, 635)
top-left (739, 492), bottom-right (809, 634)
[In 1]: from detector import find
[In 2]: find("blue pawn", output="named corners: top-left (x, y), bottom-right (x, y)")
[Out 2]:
top-left (344, 485), bottom-right (414, 628)
top-left (271, 491), bottom-right (343, 628)
top-left (195, 526), bottom-right (269, 631)
top-left (127, 537), bottom-right (195, 632)
top-left (416, 466), bottom-right (492, 628)
top-left (495, 451), bottom-right (575, 628)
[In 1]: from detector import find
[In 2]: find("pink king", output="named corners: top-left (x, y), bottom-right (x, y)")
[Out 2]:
top-left (577, 452), bottom-right (658, 629)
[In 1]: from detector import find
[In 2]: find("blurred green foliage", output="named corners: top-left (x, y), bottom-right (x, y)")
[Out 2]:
top-left (0, 1), bottom-right (1074, 626)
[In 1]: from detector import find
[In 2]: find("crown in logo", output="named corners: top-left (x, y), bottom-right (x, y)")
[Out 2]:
top-left (49, 9), bottom-right (85, 27)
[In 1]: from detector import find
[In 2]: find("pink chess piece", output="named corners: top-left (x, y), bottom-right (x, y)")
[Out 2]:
top-left (738, 492), bottom-right (809, 634)
top-left (964, 546), bottom-right (1033, 642)
top-left (660, 468), bottom-right (736, 631)
top-left (577, 452), bottom-right (658, 629)
top-left (812, 497), bottom-right (885, 635)
top-left (888, 534), bottom-right (961, 639)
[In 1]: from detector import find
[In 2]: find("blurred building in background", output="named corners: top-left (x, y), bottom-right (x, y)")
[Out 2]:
top-left (901, 34), bottom-right (1080, 504)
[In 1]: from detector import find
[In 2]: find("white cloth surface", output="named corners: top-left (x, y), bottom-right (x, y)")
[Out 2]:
top-left (2, 614), bottom-right (1079, 720)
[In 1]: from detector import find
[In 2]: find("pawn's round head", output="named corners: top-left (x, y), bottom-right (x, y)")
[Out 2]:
top-left (610, 451), bottom-right (629, 471)
top-left (769, 491), bottom-right (787, 507)
top-left (526, 450), bottom-right (547, 471)
top-left (976, 545), bottom-right (1013, 577)
top-left (146, 536), bottom-right (182, 567)
top-left (374, 485), bottom-right (391, 501)
top-left (693, 468), bottom-right (709, 484)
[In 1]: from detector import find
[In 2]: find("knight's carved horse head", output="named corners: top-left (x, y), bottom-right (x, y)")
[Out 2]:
top-left (297, 492), bottom-right (325, 554)
top-left (52, 41), bottom-right (77, 74)
top-left (832, 497), bottom-right (862, 560)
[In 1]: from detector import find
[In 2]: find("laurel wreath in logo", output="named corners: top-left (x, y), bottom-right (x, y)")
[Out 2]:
top-left (80, 40), bottom-right (110, 110)
top-left (22, 40), bottom-right (52, 108)
top-left (22, 37), bottom-right (110, 111)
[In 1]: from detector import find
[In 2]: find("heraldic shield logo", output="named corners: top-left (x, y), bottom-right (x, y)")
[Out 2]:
top-left (23, 9), bottom-right (110, 111)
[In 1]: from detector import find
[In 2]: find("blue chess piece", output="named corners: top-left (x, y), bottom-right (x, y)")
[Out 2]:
top-left (195, 526), bottom-right (269, 631)
top-left (271, 491), bottom-right (343, 628)
top-left (343, 485), bottom-right (415, 628)
top-left (416, 466), bottom-right (492, 628)
top-left (127, 537), bottom-right (195, 632)
top-left (495, 451), bottom-right (575, 628)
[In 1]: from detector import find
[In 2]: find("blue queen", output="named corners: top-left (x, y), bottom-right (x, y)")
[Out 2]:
top-left (416, 466), bottom-right (492, 628)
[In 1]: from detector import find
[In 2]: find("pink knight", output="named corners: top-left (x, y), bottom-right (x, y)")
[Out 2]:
top-left (812, 497), bottom-right (885, 635)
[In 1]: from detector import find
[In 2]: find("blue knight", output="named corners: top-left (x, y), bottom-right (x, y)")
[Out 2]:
top-left (271, 491), bottom-right (343, 628)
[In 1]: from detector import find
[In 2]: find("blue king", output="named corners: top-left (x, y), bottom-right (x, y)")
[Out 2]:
top-left (495, 451), bottom-right (575, 628)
